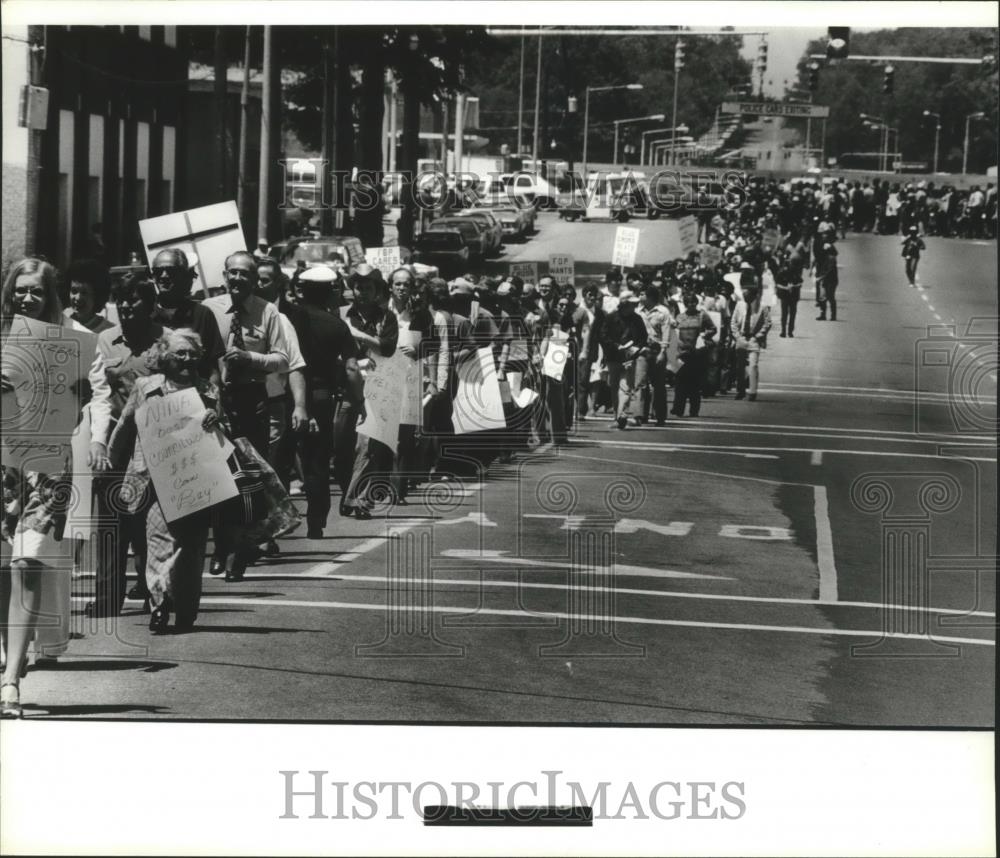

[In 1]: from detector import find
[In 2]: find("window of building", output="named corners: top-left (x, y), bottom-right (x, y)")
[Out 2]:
top-left (138, 26), bottom-right (152, 42)
top-left (164, 26), bottom-right (177, 48)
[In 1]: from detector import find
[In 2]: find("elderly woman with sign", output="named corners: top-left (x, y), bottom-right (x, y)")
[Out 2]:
top-left (107, 329), bottom-right (228, 634)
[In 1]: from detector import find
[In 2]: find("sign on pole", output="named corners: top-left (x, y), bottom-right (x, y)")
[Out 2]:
top-left (139, 201), bottom-right (247, 297)
top-left (611, 226), bottom-right (640, 269)
top-left (136, 388), bottom-right (238, 522)
top-left (509, 261), bottom-right (538, 283)
top-left (364, 246), bottom-right (404, 276)
top-left (677, 216), bottom-right (699, 257)
top-left (548, 253), bottom-right (575, 284)
top-left (721, 101), bottom-right (831, 118)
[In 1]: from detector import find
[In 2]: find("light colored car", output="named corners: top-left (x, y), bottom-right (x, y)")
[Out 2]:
top-left (485, 204), bottom-right (536, 240)
top-left (415, 218), bottom-right (489, 266)
top-left (452, 209), bottom-right (504, 256)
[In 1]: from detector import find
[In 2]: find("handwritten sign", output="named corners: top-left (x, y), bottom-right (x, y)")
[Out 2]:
top-left (139, 201), bottom-right (246, 297)
top-left (677, 215), bottom-right (699, 257)
top-left (612, 226), bottom-right (640, 269)
top-left (542, 336), bottom-right (570, 382)
top-left (548, 254), bottom-right (575, 284)
top-left (509, 262), bottom-right (538, 284)
top-left (136, 388), bottom-right (237, 522)
top-left (1, 316), bottom-right (97, 473)
top-left (452, 347), bottom-right (506, 435)
top-left (357, 352), bottom-right (406, 448)
top-left (364, 246), bottom-right (403, 276)
top-left (398, 329), bottom-right (423, 426)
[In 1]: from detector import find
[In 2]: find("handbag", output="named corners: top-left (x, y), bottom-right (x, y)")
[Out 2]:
top-left (217, 437), bottom-right (267, 525)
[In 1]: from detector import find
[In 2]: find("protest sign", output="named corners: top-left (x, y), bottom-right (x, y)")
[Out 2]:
top-left (364, 246), bottom-right (403, 276)
top-left (452, 347), bottom-right (506, 435)
top-left (543, 337), bottom-right (570, 382)
top-left (136, 388), bottom-right (238, 522)
top-left (548, 254), bottom-right (575, 283)
top-left (139, 201), bottom-right (246, 297)
top-left (509, 262), bottom-right (538, 283)
top-left (677, 215), bottom-right (699, 257)
top-left (611, 226), bottom-right (640, 268)
top-left (1, 315), bottom-right (97, 473)
top-left (702, 245), bottom-right (723, 268)
top-left (508, 338), bottom-right (530, 363)
top-left (357, 352), bottom-right (406, 448)
top-left (762, 227), bottom-right (781, 252)
top-left (397, 329), bottom-right (423, 425)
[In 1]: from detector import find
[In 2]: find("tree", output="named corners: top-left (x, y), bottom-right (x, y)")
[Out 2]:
top-left (794, 28), bottom-right (998, 173)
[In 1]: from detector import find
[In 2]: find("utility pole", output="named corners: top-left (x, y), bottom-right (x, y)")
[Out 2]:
top-left (441, 97), bottom-right (449, 171)
top-left (388, 73), bottom-right (398, 172)
top-left (454, 92), bottom-right (465, 176)
top-left (214, 27), bottom-right (228, 199)
top-left (532, 32), bottom-right (543, 166)
top-left (320, 32), bottom-right (335, 233)
top-left (517, 35), bottom-right (525, 154)
top-left (256, 26), bottom-right (273, 245)
top-left (237, 27), bottom-right (253, 229)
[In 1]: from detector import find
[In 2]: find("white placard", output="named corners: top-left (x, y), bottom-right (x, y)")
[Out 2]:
top-left (139, 201), bottom-right (247, 297)
top-left (136, 388), bottom-right (238, 522)
top-left (397, 329), bottom-right (423, 426)
top-left (451, 347), bottom-right (506, 435)
top-left (356, 352), bottom-right (406, 449)
top-left (364, 246), bottom-right (403, 276)
top-left (508, 262), bottom-right (538, 283)
top-left (1, 315), bottom-right (97, 473)
top-left (677, 215), bottom-right (699, 257)
top-left (542, 338), bottom-right (570, 381)
top-left (611, 226), bottom-right (640, 268)
top-left (548, 253), bottom-right (575, 283)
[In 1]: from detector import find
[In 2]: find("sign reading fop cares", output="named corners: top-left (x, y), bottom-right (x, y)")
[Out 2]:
top-left (721, 101), bottom-right (831, 119)
top-left (612, 226), bottom-right (640, 268)
top-left (364, 246), bottom-right (404, 276)
top-left (548, 254), bottom-right (575, 283)
top-left (139, 201), bottom-right (247, 297)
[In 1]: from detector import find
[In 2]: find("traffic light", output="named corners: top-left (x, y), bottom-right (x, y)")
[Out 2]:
top-left (826, 27), bottom-right (850, 60)
top-left (674, 39), bottom-right (685, 71)
top-left (808, 61), bottom-right (820, 91)
top-left (882, 64), bottom-right (895, 94)
top-left (757, 40), bottom-right (768, 72)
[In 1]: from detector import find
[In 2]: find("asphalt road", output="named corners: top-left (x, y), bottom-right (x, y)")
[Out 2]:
top-left (19, 228), bottom-right (998, 726)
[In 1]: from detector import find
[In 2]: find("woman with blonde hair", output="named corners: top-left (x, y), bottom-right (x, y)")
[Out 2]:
top-left (107, 328), bottom-right (225, 634)
top-left (1, 258), bottom-right (75, 718)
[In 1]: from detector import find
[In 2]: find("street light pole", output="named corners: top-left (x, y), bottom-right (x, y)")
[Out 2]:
top-left (641, 127), bottom-right (672, 166)
top-left (963, 111), bottom-right (985, 174)
top-left (613, 114), bottom-right (666, 165)
top-left (670, 66), bottom-right (680, 166)
top-left (516, 36), bottom-right (525, 154)
top-left (923, 110), bottom-right (941, 173)
top-left (581, 83), bottom-right (643, 178)
top-left (532, 31), bottom-right (543, 165)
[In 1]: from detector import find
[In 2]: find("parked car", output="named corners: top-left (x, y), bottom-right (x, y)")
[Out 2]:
top-left (272, 236), bottom-right (367, 278)
top-left (484, 203), bottom-right (536, 240)
top-left (451, 209), bottom-right (504, 256)
top-left (415, 218), bottom-right (490, 267)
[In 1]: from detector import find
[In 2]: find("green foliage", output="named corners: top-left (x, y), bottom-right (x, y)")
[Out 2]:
top-left (795, 28), bottom-right (998, 173)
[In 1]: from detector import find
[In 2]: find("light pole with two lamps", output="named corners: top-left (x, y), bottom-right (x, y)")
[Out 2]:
top-left (581, 83), bottom-right (643, 178)
top-left (613, 113), bottom-right (666, 164)
top-left (922, 110), bottom-right (941, 173)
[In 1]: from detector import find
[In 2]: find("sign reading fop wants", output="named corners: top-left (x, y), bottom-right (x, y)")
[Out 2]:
top-left (548, 254), bottom-right (575, 283)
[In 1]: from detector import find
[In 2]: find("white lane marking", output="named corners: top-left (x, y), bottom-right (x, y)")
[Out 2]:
top-left (569, 443), bottom-right (997, 463)
top-left (98, 592), bottom-right (998, 620)
top-left (623, 426), bottom-right (995, 448)
top-left (195, 598), bottom-right (996, 647)
top-left (921, 293), bottom-right (929, 301)
top-left (587, 439), bottom-right (779, 459)
top-left (636, 417), bottom-right (992, 441)
top-left (438, 550), bottom-right (729, 581)
top-left (814, 486), bottom-right (838, 602)
top-left (811, 450), bottom-right (823, 466)
top-left (304, 486), bottom-right (490, 576)
top-left (928, 304), bottom-right (936, 312)
top-left (760, 383), bottom-right (995, 405)
top-left (754, 389), bottom-right (996, 405)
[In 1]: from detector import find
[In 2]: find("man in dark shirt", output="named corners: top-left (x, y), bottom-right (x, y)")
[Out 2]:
top-left (149, 248), bottom-right (224, 387)
top-left (293, 267), bottom-right (363, 537)
top-left (599, 289), bottom-right (650, 430)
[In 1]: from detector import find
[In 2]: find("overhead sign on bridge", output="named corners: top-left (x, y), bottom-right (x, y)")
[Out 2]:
top-left (722, 101), bottom-right (831, 118)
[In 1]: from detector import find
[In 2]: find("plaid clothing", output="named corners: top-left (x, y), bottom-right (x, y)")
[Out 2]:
top-left (1, 463), bottom-right (72, 545)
